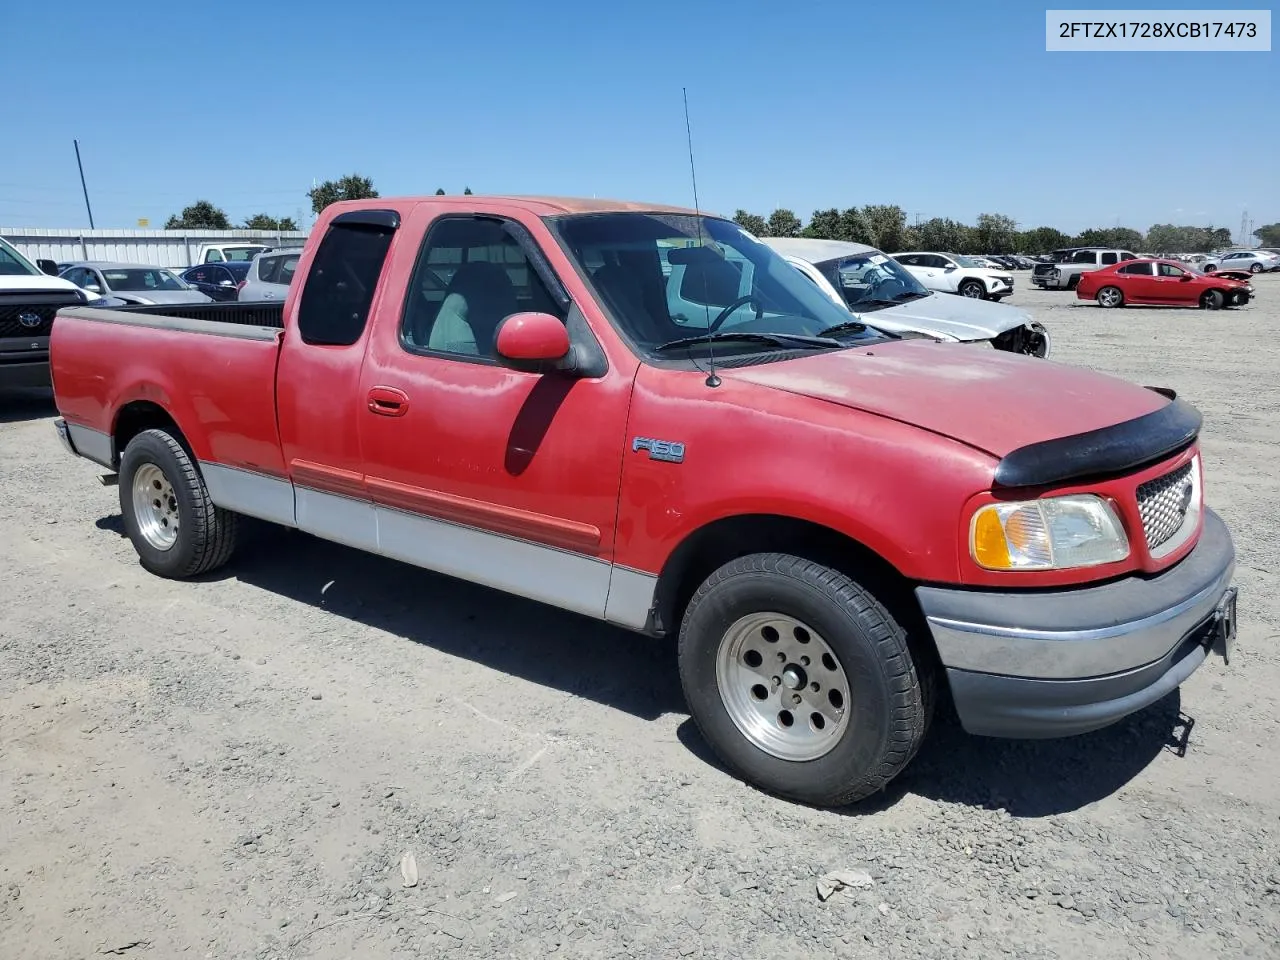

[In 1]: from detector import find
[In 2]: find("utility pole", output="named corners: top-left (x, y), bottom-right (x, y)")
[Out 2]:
top-left (73, 139), bottom-right (95, 229)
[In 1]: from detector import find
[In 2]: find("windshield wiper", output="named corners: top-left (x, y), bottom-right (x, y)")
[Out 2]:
top-left (816, 317), bottom-right (872, 338)
top-left (653, 331), bottom-right (843, 353)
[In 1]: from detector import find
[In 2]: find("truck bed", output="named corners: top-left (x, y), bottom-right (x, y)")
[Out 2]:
top-left (50, 302), bottom-right (288, 477)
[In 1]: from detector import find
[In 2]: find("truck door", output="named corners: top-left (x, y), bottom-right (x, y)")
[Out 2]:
top-left (356, 210), bottom-right (636, 624)
top-left (276, 209), bottom-right (402, 550)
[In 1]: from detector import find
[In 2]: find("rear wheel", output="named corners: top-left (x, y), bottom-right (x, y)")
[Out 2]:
top-left (958, 279), bottom-right (985, 299)
top-left (1250, 262), bottom-right (1263, 274)
top-left (1200, 289), bottom-right (1225, 310)
top-left (119, 428), bottom-right (238, 578)
top-left (1096, 286), bottom-right (1124, 308)
top-left (678, 553), bottom-right (933, 807)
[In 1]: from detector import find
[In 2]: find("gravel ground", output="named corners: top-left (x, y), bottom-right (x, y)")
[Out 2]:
top-left (2, 276), bottom-right (1278, 960)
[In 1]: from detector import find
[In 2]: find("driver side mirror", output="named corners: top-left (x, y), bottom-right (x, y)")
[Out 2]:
top-left (37, 259), bottom-right (59, 275)
top-left (84, 283), bottom-right (101, 294)
top-left (943, 265), bottom-right (957, 272)
top-left (1179, 274), bottom-right (1193, 281)
top-left (219, 280), bottom-right (234, 287)
top-left (494, 312), bottom-right (572, 374)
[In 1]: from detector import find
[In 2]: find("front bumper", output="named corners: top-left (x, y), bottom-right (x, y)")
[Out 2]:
top-left (916, 508), bottom-right (1236, 738)
top-left (0, 359), bottom-right (52, 389)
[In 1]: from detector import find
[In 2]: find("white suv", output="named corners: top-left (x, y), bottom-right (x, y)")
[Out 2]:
top-left (892, 252), bottom-right (1015, 301)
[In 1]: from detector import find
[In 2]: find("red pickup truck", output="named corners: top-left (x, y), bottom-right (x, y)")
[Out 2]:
top-left (50, 196), bottom-right (1238, 807)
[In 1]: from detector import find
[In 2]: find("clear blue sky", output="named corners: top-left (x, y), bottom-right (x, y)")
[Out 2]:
top-left (2, 0), bottom-right (1274, 237)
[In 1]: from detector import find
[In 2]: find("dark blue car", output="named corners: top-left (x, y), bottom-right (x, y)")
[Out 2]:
top-left (181, 261), bottom-right (251, 301)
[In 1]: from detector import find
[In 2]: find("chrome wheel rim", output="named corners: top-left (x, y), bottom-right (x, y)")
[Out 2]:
top-left (1098, 287), bottom-right (1121, 307)
top-left (715, 612), bottom-right (850, 761)
top-left (132, 463), bottom-right (179, 550)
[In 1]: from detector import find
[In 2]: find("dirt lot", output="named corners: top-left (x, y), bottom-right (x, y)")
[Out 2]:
top-left (2, 276), bottom-right (1279, 960)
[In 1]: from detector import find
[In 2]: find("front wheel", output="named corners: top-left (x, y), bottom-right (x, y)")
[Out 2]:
top-left (1200, 289), bottom-right (1225, 310)
top-left (1096, 286), bottom-right (1124, 308)
top-left (678, 553), bottom-right (933, 807)
top-left (958, 280), bottom-right (985, 299)
top-left (119, 428), bottom-right (238, 578)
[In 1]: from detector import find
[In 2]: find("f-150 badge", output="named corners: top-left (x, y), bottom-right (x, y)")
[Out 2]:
top-left (632, 437), bottom-right (685, 463)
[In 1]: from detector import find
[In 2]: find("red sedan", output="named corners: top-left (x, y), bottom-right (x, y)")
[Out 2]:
top-left (1077, 258), bottom-right (1253, 310)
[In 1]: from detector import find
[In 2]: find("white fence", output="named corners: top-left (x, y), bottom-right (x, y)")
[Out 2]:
top-left (1, 227), bottom-right (310, 269)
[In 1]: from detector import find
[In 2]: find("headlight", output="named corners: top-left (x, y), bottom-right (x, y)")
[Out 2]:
top-left (970, 495), bottom-right (1129, 571)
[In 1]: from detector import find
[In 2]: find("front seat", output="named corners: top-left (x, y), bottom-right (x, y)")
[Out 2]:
top-left (427, 261), bottom-right (519, 357)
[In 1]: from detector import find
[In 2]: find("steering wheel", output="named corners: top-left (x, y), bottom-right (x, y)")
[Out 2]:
top-left (707, 294), bottom-right (764, 333)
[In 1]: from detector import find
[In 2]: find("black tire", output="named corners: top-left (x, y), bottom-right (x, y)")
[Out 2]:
top-left (958, 279), bottom-right (985, 299)
top-left (1250, 262), bottom-right (1263, 274)
top-left (118, 428), bottom-right (238, 578)
top-left (1203, 263), bottom-right (1217, 273)
top-left (1200, 289), bottom-right (1225, 311)
top-left (677, 553), bottom-right (933, 807)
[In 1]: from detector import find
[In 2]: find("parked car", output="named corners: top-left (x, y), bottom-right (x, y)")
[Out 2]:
top-left (892, 252), bottom-right (1015, 301)
top-left (763, 238), bottom-right (1049, 356)
top-left (1202, 250), bottom-right (1280, 274)
top-left (0, 236), bottom-right (90, 389)
top-left (58, 262), bottom-right (212, 306)
top-left (181, 262), bottom-right (251, 301)
top-left (1031, 248), bottom-right (1140, 290)
top-left (194, 242), bottom-right (270, 265)
top-left (1077, 258), bottom-right (1252, 310)
top-left (238, 247), bottom-right (303, 301)
top-left (49, 194), bottom-right (1238, 808)
top-left (976, 255), bottom-right (1017, 271)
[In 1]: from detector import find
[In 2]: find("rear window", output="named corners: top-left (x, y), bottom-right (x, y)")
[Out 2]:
top-left (296, 223), bottom-right (395, 346)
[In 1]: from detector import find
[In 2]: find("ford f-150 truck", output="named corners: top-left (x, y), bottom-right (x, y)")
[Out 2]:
top-left (49, 196), bottom-right (1238, 807)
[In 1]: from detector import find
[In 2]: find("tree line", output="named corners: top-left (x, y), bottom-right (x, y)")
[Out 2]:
top-left (731, 206), bottom-right (1247, 255)
top-left (162, 175), bottom-right (1275, 254)
top-left (163, 174), bottom-right (472, 230)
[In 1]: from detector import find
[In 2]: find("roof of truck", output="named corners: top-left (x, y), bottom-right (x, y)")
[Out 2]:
top-left (332, 195), bottom-right (708, 217)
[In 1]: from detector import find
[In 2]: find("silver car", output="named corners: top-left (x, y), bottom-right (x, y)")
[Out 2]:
top-left (1204, 250), bottom-right (1280, 274)
top-left (238, 248), bottom-right (302, 301)
top-left (58, 261), bottom-right (212, 305)
top-left (762, 238), bottom-right (1050, 357)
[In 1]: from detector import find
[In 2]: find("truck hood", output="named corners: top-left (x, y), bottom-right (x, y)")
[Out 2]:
top-left (723, 340), bottom-right (1167, 459)
top-left (862, 293), bottom-right (1030, 342)
top-left (0, 274), bottom-right (87, 296)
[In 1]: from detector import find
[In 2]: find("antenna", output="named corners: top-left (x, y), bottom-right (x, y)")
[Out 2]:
top-left (683, 87), bottom-right (720, 388)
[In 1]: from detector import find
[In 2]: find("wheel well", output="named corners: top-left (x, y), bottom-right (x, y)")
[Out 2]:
top-left (1066, 274), bottom-right (1080, 289)
top-left (112, 401), bottom-right (186, 469)
top-left (651, 514), bottom-right (929, 646)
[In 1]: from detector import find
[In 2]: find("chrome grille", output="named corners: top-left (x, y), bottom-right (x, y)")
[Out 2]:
top-left (1136, 461), bottom-right (1194, 549)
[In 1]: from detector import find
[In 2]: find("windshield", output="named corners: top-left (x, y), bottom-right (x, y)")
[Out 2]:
top-left (832, 252), bottom-right (930, 309)
top-left (551, 213), bottom-right (886, 357)
top-left (0, 238), bottom-right (40, 276)
top-left (102, 268), bottom-right (188, 292)
top-left (221, 246), bottom-right (268, 262)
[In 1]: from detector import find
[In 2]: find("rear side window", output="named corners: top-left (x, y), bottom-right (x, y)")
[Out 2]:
top-left (1100, 252), bottom-right (1118, 265)
top-left (1072, 250), bottom-right (1096, 264)
top-left (257, 256), bottom-right (281, 284)
top-left (278, 255), bottom-right (299, 285)
top-left (297, 220), bottom-right (396, 346)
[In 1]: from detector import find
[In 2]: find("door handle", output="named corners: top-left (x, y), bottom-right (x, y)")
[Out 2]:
top-left (367, 386), bottom-right (410, 417)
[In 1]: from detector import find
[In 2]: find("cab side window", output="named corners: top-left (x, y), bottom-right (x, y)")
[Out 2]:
top-left (400, 216), bottom-right (566, 361)
top-left (1100, 252), bottom-right (1119, 265)
top-left (296, 218), bottom-right (397, 346)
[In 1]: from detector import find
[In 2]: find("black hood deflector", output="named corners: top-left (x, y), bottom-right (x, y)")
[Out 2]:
top-left (994, 395), bottom-right (1201, 489)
